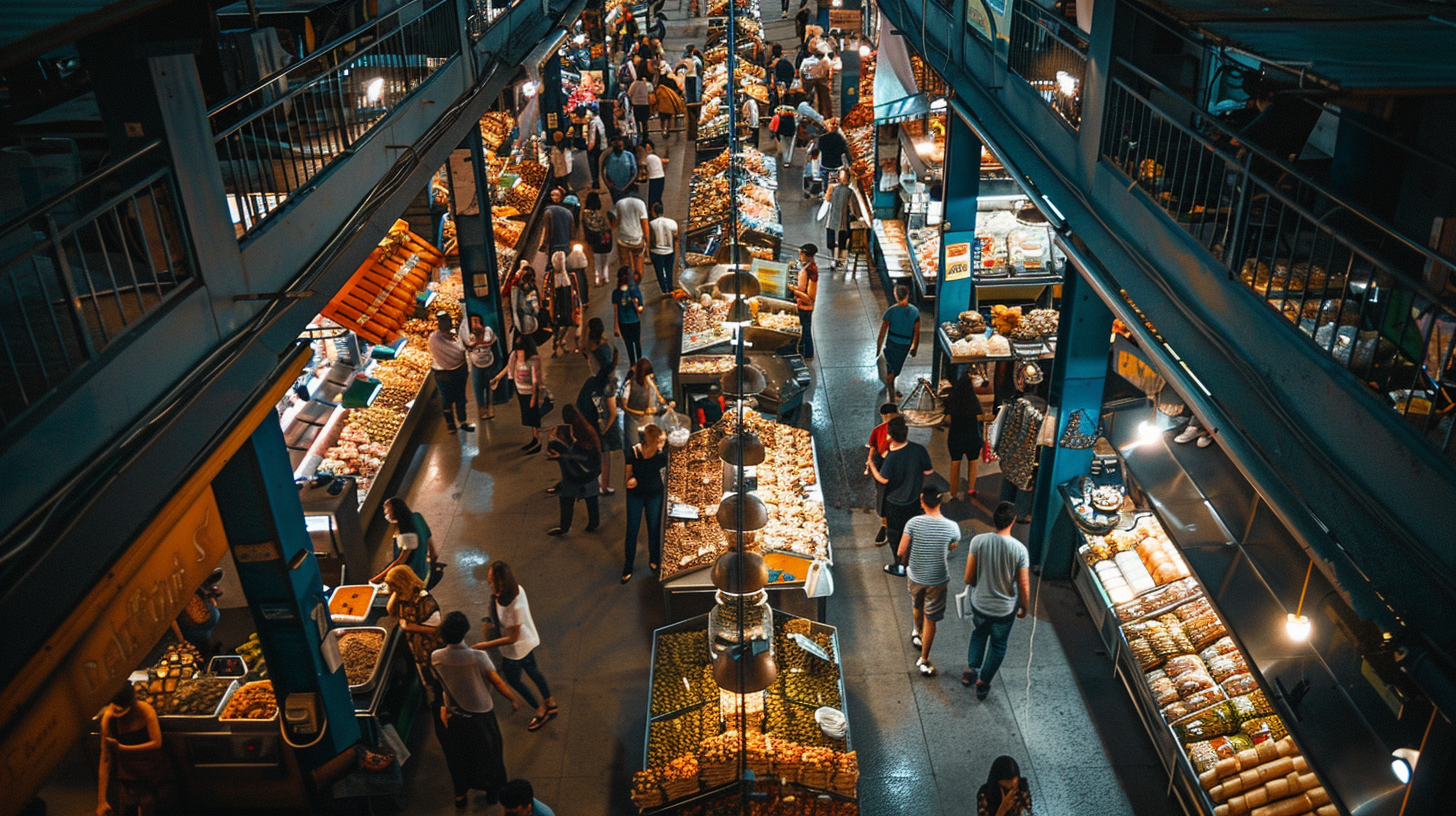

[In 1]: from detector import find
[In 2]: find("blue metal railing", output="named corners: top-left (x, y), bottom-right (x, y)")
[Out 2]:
top-left (1102, 59), bottom-right (1456, 457)
top-left (0, 143), bottom-right (195, 429)
top-left (1006, 0), bottom-right (1087, 129)
top-left (468, 0), bottom-right (522, 39)
top-left (210, 0), bottom-right (463, 237)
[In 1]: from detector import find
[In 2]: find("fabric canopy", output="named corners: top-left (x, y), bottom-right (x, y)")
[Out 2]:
top-left (874, 28), bottom-right (930, 123)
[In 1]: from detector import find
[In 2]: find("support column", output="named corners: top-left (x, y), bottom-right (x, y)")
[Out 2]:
top-left (452, 132), bottom-right (511, 404)
top-left (212, 420), bottom-right (362, 769)
top-left (1028, 265), bottom-right (1114, 577)
top-left (933, 110), bottom-right (980, 382)
top-left (540, 50), bottom-right (566, 135)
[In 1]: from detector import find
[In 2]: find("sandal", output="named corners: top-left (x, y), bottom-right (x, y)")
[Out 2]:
top-left (621, 572), bottom-right (633, 584)
top-left (528, 710), bottom-right (557, 731)
top-left (648, 562), bottom-right (660, 572)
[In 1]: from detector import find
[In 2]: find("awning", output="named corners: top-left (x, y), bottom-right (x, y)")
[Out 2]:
top-left (1198, 18), bottom-right (1456, 91)
top-left (874, 29), bottom-right (929, 124)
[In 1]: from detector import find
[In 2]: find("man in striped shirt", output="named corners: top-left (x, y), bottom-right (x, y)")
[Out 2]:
top-left (898, 486), bottom-right (961, 676)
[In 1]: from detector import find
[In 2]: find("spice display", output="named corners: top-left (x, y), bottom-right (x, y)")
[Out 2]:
top-left (155, 677), bottom-right (232, 717)
top-left (338, 629), bottom-right (385, 687)
top-left (220, 680), bottom-right (279, 720)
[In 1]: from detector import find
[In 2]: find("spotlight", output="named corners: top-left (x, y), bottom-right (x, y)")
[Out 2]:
top-left (1055, 70), bottom-right (1078, 97)
top-left (1391, 748), bottom-right (1419, 784)
top-left (1284, 613), bottom-right (1312, 642)
top-left (1136, 420), bottom-right (1161, 445)
top-left (521, 81), bottom-right (538, 98)
top-left (930, 97), bottom-right (947, 110)
top-left (858, 43), bottom-right (871, 57)
top-left (365, 77), bottom-right (385, 103)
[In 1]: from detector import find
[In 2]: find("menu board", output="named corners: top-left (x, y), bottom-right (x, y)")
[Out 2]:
top-left (751, 259), bottom-right (792, 299)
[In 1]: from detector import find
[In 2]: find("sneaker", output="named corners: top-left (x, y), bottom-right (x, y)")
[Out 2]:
top-left (910, 631), bottom-right (922, 648)
top-left (917, 659), bottom-right (936, 677)
top-left (975, 680), bottom-right (991, 700)
top-left (883, 564), bottom-right (905, 576)
top-left (874, 526), bottom-right (887, 545)
top-left (1173, 423), bottom-right (1201, 444)
top-left (459, 423), bottom-right (476, 433)
top-left (547, 527), bottom-right (566, 536)
top-left (1197, 433), bottom-right (1214, 448)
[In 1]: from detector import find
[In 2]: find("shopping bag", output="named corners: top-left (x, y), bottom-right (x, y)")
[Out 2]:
top-left (876, 351), bottom-right (889, 383)
top-left (954, 586), bottom-right (972, 619)
top-left (804, 558), bottom-right (834, 598)
top-left (816, 200), bottom-right (831, 221)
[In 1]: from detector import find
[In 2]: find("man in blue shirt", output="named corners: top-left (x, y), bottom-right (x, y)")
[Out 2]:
top-left (600, 137), bottom-right (638, 202)
top-left (500, 778), bottom-right (555, 816)
top-left (876, 285), bottom-right (920, 398)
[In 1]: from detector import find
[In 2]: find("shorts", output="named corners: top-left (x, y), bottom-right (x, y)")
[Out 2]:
top-left (908, 580), bottom-right (948, 622)
top-left (882, 340), bottom-right (911, 377)
top-left (947, 417), bottom-right (983, 460)
top-left (517, 391), bottom-right (541, 428)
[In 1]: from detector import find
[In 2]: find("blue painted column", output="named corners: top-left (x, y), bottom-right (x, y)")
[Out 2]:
top-left (456, 133), bottom-right (511, 405)
top-left (540, 52), bottom-right (566, 135)
top-left (1028, 264), bottom-right (1114, 577)
top-left (933, 110), bottom-right (980, 382)
top-left (212, 420), bottom-right (361, 769)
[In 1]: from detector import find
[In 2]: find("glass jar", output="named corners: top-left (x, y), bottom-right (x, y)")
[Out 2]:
top-left (708, 589), bottom-right (774, 660)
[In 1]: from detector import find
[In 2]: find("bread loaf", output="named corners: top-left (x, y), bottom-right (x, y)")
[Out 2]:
top-left (1250, 793), bottom-right (1313, 816)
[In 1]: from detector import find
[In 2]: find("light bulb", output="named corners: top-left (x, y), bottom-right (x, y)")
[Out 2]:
top-left (930, 97), bottom-right (947, 110)
top-left (1055, 70), bottom-right (1078, 97)
top-left (365, 77), bottom-right (385, 103)
top-left (1136, 420), bottom-right (1161, 445)
top-left (1391, 748), bottom-right (1419, 783)
top-left (858, 44), bottom-right (871, 57)
top-left (521, 81), bottom-right (538, 98)
top-left (1285, 613), bottom-right (1312, 642)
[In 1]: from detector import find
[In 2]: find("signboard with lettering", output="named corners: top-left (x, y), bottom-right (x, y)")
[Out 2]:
top-left (0, 488), bottom-right (229, 813)
top-left (945, 241), bottom-right (973, 282)
top-left (750, 259), bottom-right (791, 299)
top-left (828, 9), bottom-right (862, 31)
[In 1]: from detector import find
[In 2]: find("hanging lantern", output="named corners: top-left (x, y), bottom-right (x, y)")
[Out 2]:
top-left (717, 269), bottom-right (761, 299)
top-left (718, 431), bottom-right (766, 467)
top-left (716, 491), bottom-right (769, 532)
top-left (711, 647), bottom-right (778, 694)
top-left (711, 550), bottom-right (769, 594)
top-left (720, 364), bottom-right (767, 397)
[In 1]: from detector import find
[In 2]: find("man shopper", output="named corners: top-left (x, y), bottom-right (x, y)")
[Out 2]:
top-left (429, 311), bottom-right (475, 434)
top-left (642, 139), bottom-right (668, 213)
top-left (540, 188), bottom-right (574, 260)
top-left (898, 487), bottom-right (961, 676)
top-left (431, 611), bottom-right (520, 809)
top-left (866, 402), bottom-right (900, 544)
top-left (868, 414), bottom-right (934, 576)
top-left (500, 779), bottom-right (556, 816)
top-left (583, 106), bottom-right (608, 188)
top-left (962, 501), bottom-right (1032, 700)
top-left (601, 137), bottom-right (638, 201)
top-left (815, 117), bottom-right (850, 190)
top-left (648, 201), bottom-right (679, 294)
top-left (611, 191), bottom-right (650, 281)
top-left (628, 75), bottom-right (654, 141)
top-left (876, 285), bottom-right (920, 398)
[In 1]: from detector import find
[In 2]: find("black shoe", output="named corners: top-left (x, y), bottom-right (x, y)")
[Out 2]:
top-left (584, 524), bottom-right (599, 532)
top-left (975, 681), bottom-right (991, 701)
top-left (524, 441), bottom-right (542, 454)
top-left (520, 439), bottom-right (538, 451)
top-left (547, 527), bottom-right (566, 536)
top-left (459, 423), bottom-right (476, 432)
top-left (874, 526), bottom-right (887, 543)
top-left (883, 564), bottom-right (905, 576)
top-left (546, 486), bottom-right (560, 495)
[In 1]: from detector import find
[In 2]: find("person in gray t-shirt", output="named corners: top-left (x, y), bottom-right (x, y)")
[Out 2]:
top-left (962, 501), bottom-right (1030, 700)
top-left (899, 487), bottom-right (961, 677)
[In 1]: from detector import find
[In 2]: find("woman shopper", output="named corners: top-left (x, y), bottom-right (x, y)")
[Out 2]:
top-left (621, 356), bottom-right (669, 448)
top-left (642, 139), bottom-right (668, 215)
top-left (945, 367), bottom-right (984, 502)
top-left (371, 496), bottom-right (437, 583)
top-left (567, 243), bottom-right (591, 308)
top-left (582, 193), bottom-right (616, 286)
top-left (431, 611), bottom-right (519, 810)
top-left (787, 243), bottom-right (818, 360)
top-left (510, 263), bottom-right (549, 348)
top-left (97, 683), bottom-right (171, 816)
top-left (612, 266), bottom-right (646, 364)
top-left (547, 130), bottom-right (573, 193)
top-left (824, 170), bottom-right (857, 270)
top-left (622, 422), bottom-right (668, 581)
top-left (977, 756), bottom-right (1033, 816)
top-left (578, 323), bottom-right (622, 494)
top-left (429, 311), bottom-right (474, 434)
top-left (549, 251), bottom-right (579, 357)
top-left (652, 79), bottom-right (684, 138)
top-left (545, 404), bottom-right (602, 535)
top-left (491, 334), bottom-right (547, 454)
top-left (467, 319), bottom-right (498, 422)
top-left (476, 561), bottom-right (560, 731)
top-left (383, 564), bottom-right (444, 696)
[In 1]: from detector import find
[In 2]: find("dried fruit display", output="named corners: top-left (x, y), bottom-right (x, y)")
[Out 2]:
top-left (680, 356), bottom-right (737, 376)
top-left (155, 677), bottom-right (232, 717)
top-left (338, 629), bottom-right (385, 687)
top-left (652, 632), bottom-right (715, 716)
top-left (220, 680), bottom-right (278, 720)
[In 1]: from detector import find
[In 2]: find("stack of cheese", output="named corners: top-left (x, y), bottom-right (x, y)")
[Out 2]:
top-left (1200, 737), bottom-right (1335, 816)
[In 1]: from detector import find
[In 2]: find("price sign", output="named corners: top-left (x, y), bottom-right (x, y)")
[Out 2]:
top-left (944, 241), bottom-right (973, 282)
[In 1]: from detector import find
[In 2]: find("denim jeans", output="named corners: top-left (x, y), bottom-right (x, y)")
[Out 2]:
top-left (500, 650), bottom-right (551, 710)
top-left (967, 607), bottom-right (1018, 683)
top-left (624, 490), bottom-right (664, 572)
top-left (648, 177), bottom-right (665, 214)
top-left (620, 321), bottom-right (642, 364)
top-left (797, 308), bottom-right (814, 359)
top-left (434, 365), bottom-right (469, 426)
top-left (650, 252), bottom-right (675, 293)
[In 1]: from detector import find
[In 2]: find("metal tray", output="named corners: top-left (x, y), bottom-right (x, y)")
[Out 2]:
top-left (218, 680), bottom-right (280, 724)
top-left (157, 678), bottom-right (239, 724)
top-left (336, 625), bottom-right (391, 695)
top-left (328, 584), bottom-right (379, 623)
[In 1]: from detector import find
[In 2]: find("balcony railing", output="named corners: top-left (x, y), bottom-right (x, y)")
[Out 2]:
top-left (0, 143), bottom-right (194, 429)
top-left (467, 0), bottom-right (521, 39)
top-left (1102, 59), bottom-right (1456, 458)
top-left (1007, 0), bottom-right (1087, 129)
top-left (210, 0), bottom-right (462, 238)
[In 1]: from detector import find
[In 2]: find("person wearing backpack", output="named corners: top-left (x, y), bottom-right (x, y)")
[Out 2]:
top-left (467, 319), bottom-right (499, 422)
top-left (545, 404), bottom-right (602, 535)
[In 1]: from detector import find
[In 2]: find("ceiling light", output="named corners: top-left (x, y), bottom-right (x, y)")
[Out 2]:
top-left (365, 77), bottom-right (385, 103)
top-left (521, 80), bottom-right (538, 98)
top-left (1391, 748), bottom-right (1419, 784)
top-left (930, 97), bottom-right (947, 110)
top-left (1136, 419), bottom-right (1161, 445)
top-left (1285, 613), bottom-right (1312, 642)
top-left (1055, 70), bottom-right (1078, 97)
top-left (859, 43), bottom-right (871, 57)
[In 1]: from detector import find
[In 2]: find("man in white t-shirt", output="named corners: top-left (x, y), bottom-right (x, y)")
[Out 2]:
top-left (647, 201), bottom-right (679, 294)
top-left (642, 138), bottom-right (668, 214)
top-left (898, 486), bottom-right (961, 677)
top-left (610, 193), bottom-right (650, 280)
top-left (963, 501), bottom-right (1031, 700)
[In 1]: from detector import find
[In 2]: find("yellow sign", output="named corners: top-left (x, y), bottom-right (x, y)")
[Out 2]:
top-left (0, 350), bottom-right (303, 816)
top-left (0, 488), bottom-right (228, 809)
top-left (967, 0), bottom-right (995, 41)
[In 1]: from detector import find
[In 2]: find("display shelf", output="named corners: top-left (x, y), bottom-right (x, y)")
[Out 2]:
top-left (872, 220), bottom-right (911, 281)
top-left (935, 326), bottom-right (1055, 364)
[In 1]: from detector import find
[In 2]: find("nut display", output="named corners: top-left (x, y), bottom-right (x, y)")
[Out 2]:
top-left (338, 629), bottom-right (385, 686)
top-left (652, 632), bottom-right (716, 716)
top-left (220, 680), bottom-right (279, 720)
top-left (155, 677), bottom-right (231, 716)
top-left (647, 704), bottom-right (717, 769)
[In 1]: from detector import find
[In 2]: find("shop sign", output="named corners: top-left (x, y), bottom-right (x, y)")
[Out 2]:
top-left (0, 488), bottom-right (229, 814)
top-left (945, 241), bottom-right (973, 282)
top-left (828, 10), bottom-right (861, 31)
top-left (448, 148), bottom-right (479, 217)
top-left (749, 258), bottom-right (791, 299)
top-left (967, 0), bottom-right (995, 41)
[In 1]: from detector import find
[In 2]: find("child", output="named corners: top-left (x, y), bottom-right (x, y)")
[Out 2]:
top-left (802, 147), bottom-right (822, 200)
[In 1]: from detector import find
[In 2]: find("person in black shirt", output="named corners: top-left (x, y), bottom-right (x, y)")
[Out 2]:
top-left (693, 383), bottom-right (726, 427)
top-left (772, 44), bottom-right (796, 87)
top-left (623, 424), bottom-right (668, 582)
top-left (815, 118), bottom-right (850, 190)
top-left (546, 405), bottom-right (602, 536)
top-left (944, 367), bottom-right (984, 502)
top-left (869, 415), bottom-right (935, 576)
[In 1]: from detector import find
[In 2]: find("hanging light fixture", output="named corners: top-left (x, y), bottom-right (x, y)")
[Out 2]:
top-left (720, 364), bottom-right (767, 397)
top-left (1390, 748), bottom-right (1420, 784)
top-left (719, 431), bottom-right (766, 467)
top-left (717, 269), bottom-right (762, 299)
top-left (1285, 560), bottom-right (1314, 642)
top-left (716, 242), bottom-right (756, 267)
top-left (716, 492), bottom-right (769, 533)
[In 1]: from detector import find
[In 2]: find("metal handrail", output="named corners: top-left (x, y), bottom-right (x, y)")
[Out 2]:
top-left (210, 0), bottom-right (457, 141)
top-left (1012, 0), bottom-right (1088, 54)
top-left (206, 4), bottom-right (416, 124)
top-left (1112, 57), bottom-right (1456, 277)
top-left (0, 142), bottom-right (165, 240)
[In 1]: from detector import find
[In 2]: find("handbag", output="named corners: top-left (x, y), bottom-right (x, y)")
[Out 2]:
top-left (769, 112), bottom-right (781, 130)
top-left (954, 586), bottom-right (973, 619)
top-left (1059, 408), bottom-right (1101, 449)
top-left (876, 350), bottom-right (888, 383)
top-left (986, 403), bottom-right (1009, 449)
top-left (980, 440), bottom-right (999, 463)
top-left (426, 560), bottom-right (447, 590)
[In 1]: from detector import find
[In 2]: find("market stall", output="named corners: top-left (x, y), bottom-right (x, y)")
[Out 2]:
top-left (632, 611), bottom-right (857, 813)
top-left (685, 147), bottom-right (783, 261)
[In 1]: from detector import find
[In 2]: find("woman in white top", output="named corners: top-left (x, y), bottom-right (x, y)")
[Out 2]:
top-left (548, 251), bottom-right (579, 357)
top-left (476, 561), bottom-right (559, 731)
